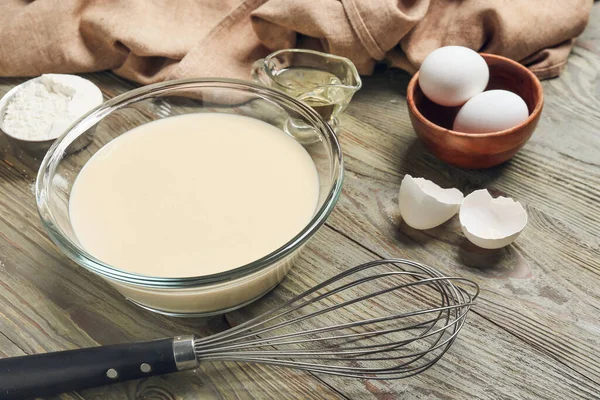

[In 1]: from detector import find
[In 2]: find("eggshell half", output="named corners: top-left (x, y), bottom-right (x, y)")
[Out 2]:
top-left (459, 189), bottom-right (527, 249)
top-left (399, 175), bottom-right (464, 230)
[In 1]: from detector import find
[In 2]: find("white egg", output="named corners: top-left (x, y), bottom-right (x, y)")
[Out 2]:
top-left (398, 175), bottom-right (464, 230)
top-left (418, 46), bottom-right (489, 107)
top-left (453, 90), bottom-right (529, 133)
top-left (459, 189), bottom-right (527, 249)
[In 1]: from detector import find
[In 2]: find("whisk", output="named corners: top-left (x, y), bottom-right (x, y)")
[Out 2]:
top-left (0, 259), bottom-right (479, 399)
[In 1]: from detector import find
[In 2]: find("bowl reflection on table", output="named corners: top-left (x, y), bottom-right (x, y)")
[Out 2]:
top-left (36, 79), bottom-right (343, 317)
top-left (407, 53), bottom-right (544, 169)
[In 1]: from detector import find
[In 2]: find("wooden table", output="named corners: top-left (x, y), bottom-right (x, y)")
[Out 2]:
top-left (1, 4), bottom-right (599, 399)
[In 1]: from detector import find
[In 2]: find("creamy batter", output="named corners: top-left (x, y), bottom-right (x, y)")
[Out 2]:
top-left (69, 113), bottom-right (319, 278)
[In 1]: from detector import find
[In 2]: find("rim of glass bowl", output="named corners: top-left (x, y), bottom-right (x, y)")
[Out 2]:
top-left (36, 78), bottom-right (344, 289)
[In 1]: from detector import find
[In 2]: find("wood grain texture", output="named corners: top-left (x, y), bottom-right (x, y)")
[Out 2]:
top-left (1, 3), bottom-right (599, 399)
top-left (228, 226), bottom-right (599, 399)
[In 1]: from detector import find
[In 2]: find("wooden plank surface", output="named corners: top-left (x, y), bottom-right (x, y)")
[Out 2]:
top-left (1, 3), bottom-right (599, 399)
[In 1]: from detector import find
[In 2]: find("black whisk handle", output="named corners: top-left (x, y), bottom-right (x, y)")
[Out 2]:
top-left (0, 336), bottom-right (194, 400)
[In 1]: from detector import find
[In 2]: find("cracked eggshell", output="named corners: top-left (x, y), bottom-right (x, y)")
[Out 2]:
top-left (459, 189), bottom-right (527, 249)
top-left (398, 175), bottom-right (464, 230)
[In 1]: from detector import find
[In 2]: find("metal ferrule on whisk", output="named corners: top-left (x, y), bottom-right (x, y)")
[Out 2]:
top-left (173, 335), bottom-right (198, 371)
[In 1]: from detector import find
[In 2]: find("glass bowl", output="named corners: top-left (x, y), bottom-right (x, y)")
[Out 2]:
top-left (36, 78), bottom-right (343, 317)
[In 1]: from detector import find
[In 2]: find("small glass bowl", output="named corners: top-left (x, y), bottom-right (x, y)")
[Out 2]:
top-left (252, 49), bottom-right (362, 136)
top-left (36, 78), bottom-right (343, 317)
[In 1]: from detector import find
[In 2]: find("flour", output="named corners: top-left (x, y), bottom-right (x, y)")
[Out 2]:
top-left (1, 74), bottom-right (103, 141)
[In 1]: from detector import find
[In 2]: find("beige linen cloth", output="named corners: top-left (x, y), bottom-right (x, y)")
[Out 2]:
top-left (0, 0), bottom-right (593, 84)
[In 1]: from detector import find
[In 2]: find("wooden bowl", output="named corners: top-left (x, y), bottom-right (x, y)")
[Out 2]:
top-left (407, 53), bottom-right (544, 169)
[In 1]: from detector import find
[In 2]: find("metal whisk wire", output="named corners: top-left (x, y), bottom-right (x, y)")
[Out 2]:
top-left (0, 259), bottom-right (480, 399)
top-left (193, 259), bottom-right (479, 379)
